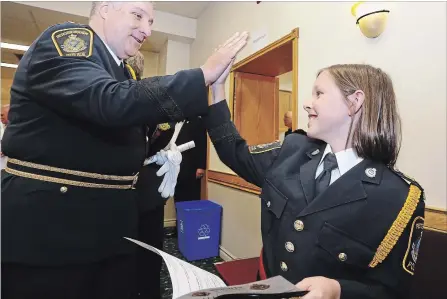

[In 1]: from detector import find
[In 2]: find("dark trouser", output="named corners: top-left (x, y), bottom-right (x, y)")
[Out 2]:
top-left (1, 254), bottom-right (136, 299)
top-left (133, 204), bottom-right (165, 299)
top-left (174, 175), bottom-right (202, 202)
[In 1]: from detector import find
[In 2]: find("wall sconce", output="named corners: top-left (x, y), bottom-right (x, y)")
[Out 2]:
top-left (351, 2), bottom-right (390, 38)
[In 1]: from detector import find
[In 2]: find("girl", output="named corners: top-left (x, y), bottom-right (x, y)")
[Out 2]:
top-left (202, 63), bottom-right (425, 299)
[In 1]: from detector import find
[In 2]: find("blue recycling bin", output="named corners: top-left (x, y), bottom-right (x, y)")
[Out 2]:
top-left (175, 200), bottom-right (222, 261)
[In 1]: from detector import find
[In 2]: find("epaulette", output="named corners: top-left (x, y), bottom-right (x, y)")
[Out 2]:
top-left (51, 26), bottom-right (94, 58)
top-left (248, 140), bottom-right (281, 154)
top-left (368, 183), bottom-right (423, 270)
top-left (392, 168), bottom-right (424, 195)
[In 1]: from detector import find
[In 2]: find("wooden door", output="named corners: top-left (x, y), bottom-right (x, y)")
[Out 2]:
top-left (234, 72), bottom-right (279, 145)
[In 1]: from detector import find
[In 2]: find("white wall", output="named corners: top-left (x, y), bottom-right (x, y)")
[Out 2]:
top-left (158, 39), bottom-right (191, 76)
top-left (166, 40), bottom-right (191, 75)
top-left (140, 50), bottom-right (159, 78)
top-left (278, 72), bottom-right (293, 92)
top-left (158, 40), bottom-right (168, 76)
top-left (191, 1), bottom-right (446, 257)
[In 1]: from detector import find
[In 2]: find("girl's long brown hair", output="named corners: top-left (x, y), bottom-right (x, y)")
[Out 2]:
top-left (318, 64), bottom-right (401, 167)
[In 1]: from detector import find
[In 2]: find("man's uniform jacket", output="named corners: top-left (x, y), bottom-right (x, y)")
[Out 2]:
top-left (1, 22), bottom-right (209, 266)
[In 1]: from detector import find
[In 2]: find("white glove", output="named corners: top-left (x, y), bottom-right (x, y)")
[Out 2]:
top-left (156, 143), bottom-right (182, 198)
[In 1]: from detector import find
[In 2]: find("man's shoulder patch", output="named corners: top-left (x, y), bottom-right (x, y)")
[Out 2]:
top-left (248, 140), bottom-right (281, 154)
top-left (51, 27), bottom-right (93, 57)
top-left (403, 216), bottom-right (424, 275)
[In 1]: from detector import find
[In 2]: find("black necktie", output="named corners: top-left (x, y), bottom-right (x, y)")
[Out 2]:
top-left (315, 153), bottom-right (338, 197)
top-left (122, 62), bottom-right (133, 80)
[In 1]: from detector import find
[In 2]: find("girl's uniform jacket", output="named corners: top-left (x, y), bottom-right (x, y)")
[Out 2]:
top-left (202, 100), bottom-right (425, 299)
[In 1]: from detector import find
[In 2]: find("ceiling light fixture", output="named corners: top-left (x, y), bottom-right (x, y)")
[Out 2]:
top-left (1, 42), bottom-right (30, 52)
top-left (1, 62), bottom-right (19, 69)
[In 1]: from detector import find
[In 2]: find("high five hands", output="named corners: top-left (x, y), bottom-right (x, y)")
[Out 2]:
top-left (201, 32), bottom-right (249, 86)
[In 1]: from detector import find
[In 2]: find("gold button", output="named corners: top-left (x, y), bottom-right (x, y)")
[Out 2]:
top-left (338, 253), bottom-right (347, 262)
top-left (266, 201), bottom-right (271, 208)
top-left (285, 242), bottom-right (295, 252)
top-left (280, 261), bottom-right (288, 271)
top-left (294, 220), bottom-right (304, 231)
top-left (60, 186), bottom-right (68, 193)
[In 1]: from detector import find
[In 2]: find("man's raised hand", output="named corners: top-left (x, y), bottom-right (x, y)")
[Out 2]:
top-left (201, 32), bottom-right (249, 86)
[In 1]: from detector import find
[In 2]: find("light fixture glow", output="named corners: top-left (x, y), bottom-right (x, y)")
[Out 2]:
top-left (352, 2), bottom-right (390, 38)
top-left (1, 62), bottom-right (19, 69)
top-left (1, 42), bottom-right (29, 52)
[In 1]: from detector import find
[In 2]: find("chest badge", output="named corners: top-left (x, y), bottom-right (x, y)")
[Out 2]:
top-left (311, 149), bottom-right (320, 156)
top-left (158, 123), bottom-right (171, 131)
top-left (365, 167), bottom-right (376, 178)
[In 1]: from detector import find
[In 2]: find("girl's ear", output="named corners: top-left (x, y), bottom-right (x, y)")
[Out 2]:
top-left (347, 90), bottom-right (365, 116)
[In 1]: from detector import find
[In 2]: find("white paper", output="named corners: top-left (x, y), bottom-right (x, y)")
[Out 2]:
top-left (124, 237), bottom-right (227, 299)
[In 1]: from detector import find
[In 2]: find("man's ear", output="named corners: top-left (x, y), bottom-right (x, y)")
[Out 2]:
top-left (98, 3), bottom-right (109, 19)
top-left (347, 90), bottom-right (365, 116)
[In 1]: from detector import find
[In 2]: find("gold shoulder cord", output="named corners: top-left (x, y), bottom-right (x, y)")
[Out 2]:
top-left (369, 184), bottom-right (422, 268)
top-left (125, 64), bottom-right (137, 80)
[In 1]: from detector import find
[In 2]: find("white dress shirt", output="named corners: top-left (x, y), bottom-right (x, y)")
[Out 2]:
top-left (315, 144), bottom-right (364, 185)
top-left (99, 36), bottom-right (123, 67)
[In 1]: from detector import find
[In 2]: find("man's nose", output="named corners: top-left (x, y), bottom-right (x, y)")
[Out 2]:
top-left (140, 22), bottom-right (152, 38)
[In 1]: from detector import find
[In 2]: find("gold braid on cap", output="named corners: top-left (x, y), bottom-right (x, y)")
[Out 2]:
top-left (369, 184), bottom-right (422, 268)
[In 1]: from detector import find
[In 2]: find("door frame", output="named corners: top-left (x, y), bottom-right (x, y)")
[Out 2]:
top-left (203, 28), bottom-right (299, 198)
top-left (229, 28), bottom-right (299, 132)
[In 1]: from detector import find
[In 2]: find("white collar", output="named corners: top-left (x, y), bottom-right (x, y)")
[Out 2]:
top-left (318, 144), bottom-right (364, 176)
top-left (98, 35), bottom-right (123, 66)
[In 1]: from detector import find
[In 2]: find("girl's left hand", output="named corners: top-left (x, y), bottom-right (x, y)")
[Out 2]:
top-left (296, 276), bottom-right (341, 299)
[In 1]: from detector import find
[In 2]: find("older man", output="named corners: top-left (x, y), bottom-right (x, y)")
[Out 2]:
top-left (1, 1), bottom-right (248, 298)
